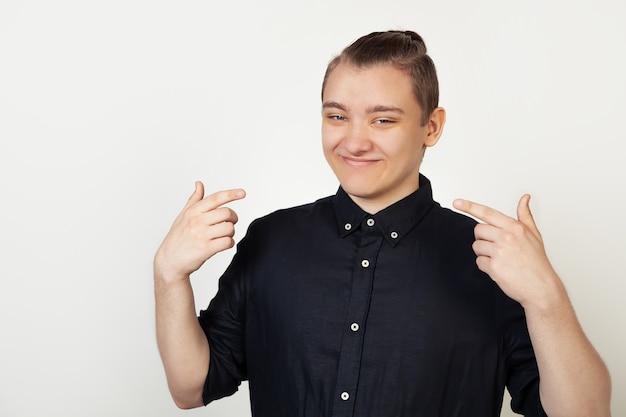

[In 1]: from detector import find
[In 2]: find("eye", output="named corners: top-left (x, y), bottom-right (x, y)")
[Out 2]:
top-left (328, 114), bottom-right (347, 121)
top-left (374, 118), bottom-right (394, 124)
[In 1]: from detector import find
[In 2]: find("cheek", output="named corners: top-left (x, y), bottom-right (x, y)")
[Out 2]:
top-left (321, 127), bottom-right (340, 153)
top-left (380, 136), bottom-right (423, 168)
top-left (320, 138), bottom-right (335, 166)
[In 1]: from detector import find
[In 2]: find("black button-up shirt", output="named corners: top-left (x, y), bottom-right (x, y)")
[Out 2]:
top-left (199, 175), bottom-right (546, 417)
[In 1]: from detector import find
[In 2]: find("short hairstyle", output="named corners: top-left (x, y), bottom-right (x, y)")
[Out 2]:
top-left (322, 30), bottom-right (439, 126)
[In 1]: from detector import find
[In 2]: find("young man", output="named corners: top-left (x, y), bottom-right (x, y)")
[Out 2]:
top-left (154, 31), bottom-right (611, 416)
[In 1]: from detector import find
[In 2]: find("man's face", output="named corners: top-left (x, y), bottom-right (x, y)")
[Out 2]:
top-left (321, 63), bottom-right (443, 213)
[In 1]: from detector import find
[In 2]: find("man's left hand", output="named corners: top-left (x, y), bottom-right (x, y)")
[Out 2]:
top-left (453, 195), bottom-right (561, 309)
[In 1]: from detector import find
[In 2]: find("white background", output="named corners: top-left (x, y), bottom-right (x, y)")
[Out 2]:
top-left (1, 1), bottom-right (624, 416)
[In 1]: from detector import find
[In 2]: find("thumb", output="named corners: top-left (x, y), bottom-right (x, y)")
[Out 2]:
top-left (184, 181), bottom-right (205, 208)
top-left (517, 194), bottom-right (540, 235)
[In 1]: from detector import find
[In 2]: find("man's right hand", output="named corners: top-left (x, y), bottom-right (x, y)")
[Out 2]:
top-left (153, 181), bottom-right (245, 409)
top-left (154, 181), bottom-right (246, 283)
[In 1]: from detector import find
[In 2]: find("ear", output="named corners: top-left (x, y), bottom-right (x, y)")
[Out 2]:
top-left (423, 107), bottom-right (446, 147)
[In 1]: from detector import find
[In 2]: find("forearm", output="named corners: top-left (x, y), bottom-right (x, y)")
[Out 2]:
top-left (152, 184), bottom-right (245, 408)
top-left (524, 279), bottom-right (611, 417)
top-left (155, 272), bottom-right (209, 409)
top-left (452, 196), bottom-right (611, 415)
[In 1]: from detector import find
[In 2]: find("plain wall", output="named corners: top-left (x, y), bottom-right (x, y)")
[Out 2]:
top-left (1, 1), bottom-right (624, 416)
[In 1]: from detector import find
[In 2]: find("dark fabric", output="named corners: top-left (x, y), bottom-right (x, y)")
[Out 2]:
top-left (198, 174), bottom-right (547, 417)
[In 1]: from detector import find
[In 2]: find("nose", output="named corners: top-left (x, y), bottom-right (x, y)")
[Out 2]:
top-left (343, 122), bottom-right (373, 155)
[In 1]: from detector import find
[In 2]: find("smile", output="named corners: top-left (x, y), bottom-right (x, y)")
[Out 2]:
top-left (340, 156), bottom-right (380, 168)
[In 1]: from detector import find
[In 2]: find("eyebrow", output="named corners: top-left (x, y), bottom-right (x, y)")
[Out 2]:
top-left (367, 105), bottom-right (405, 114)
top-left (321, 101), bottom-right (405, 115)
top-left (322, 101), bottom-right (348, 112)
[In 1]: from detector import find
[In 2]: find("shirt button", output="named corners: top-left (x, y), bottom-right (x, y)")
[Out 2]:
top-left (366, 218), bottom-right (375, 227)
top-left (351, 322), bottom-right (360, 332)
top-left (361, 259), bottom-right (370, 268)
top-left (341, 392), bottom-right (350, 401)
top-left (390, 231), bottom-right (398, 239)
top-left (344, 223), bottom-right (352, 231)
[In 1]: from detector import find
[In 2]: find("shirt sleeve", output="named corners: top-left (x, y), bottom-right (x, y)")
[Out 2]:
top-left (197, 222), bottom-right (259, 404)
top-left (500, 294), bottom-right (548, 417)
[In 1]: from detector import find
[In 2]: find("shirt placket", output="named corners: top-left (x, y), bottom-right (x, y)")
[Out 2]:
top-left (332, 217), bottom-right (382, 416)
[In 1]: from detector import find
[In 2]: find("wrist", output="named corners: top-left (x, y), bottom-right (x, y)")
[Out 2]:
top-left (522, 272), bottom-right (571, 317)
top-left (154, 261), bottom-right (191, 287)
top-left (153, 247), bottom-right (193, 285)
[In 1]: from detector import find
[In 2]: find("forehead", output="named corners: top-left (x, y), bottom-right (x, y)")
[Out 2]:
top-left (322, 63), bottom-right (418, 109)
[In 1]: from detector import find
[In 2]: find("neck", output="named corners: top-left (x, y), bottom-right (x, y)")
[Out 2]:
top-left (348, 186), bottom-right (420, 214)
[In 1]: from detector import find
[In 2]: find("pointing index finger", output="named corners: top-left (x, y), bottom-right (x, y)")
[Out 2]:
top-left (197, 188), bottom-right (246, 212)
top-left (453, 198), bottom-right (510, 228)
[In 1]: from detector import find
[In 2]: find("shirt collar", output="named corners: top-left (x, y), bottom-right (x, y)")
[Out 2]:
top-left (332, 174), bottom-right (436, 247)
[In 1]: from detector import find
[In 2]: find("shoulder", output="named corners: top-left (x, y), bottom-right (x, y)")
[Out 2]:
top-left (245, 195), bottom-right (336, 236)
top-left (426, 202), bottom-right (478, 237)
top-left (232, 195), bottom-right (336, 260)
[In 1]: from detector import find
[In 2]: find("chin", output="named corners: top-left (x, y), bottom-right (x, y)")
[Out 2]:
top-left (338, 181), bottom-right (379, 200)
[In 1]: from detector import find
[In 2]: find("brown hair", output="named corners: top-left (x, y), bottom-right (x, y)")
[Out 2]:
top-left (321, 30), bottom-right (439, 126)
